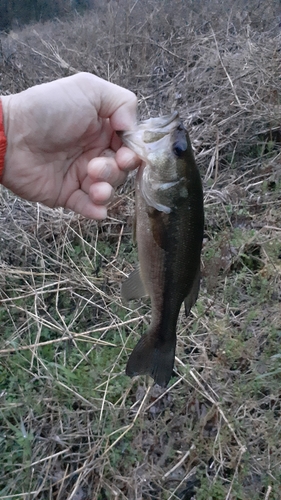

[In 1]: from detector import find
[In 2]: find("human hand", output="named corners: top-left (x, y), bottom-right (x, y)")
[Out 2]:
top-left (1, 73), bottom-right (140, 219)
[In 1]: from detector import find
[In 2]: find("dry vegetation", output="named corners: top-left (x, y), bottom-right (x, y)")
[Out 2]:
top-left (0, 0), bottom-right (281, 498)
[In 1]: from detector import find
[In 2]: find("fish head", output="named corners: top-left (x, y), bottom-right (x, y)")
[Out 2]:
top-left (119, 112), bottom-right (196, 213)
top-left (120, 112), bottom-right (188, 177)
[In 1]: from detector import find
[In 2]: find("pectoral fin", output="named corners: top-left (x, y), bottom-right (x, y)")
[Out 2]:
top-left (121, 266), bottom-right (148, 302)
top-left (184, 267), bottom-right (201, 316)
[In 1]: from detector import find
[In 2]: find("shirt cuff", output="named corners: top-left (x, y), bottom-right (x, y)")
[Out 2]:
top-left (0, 99), bottom-right (7, 183)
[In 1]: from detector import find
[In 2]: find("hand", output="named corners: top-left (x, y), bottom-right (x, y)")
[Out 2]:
top-left (1, 73), bottom-right (140, 219)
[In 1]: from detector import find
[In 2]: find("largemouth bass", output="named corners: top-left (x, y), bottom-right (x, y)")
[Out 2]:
top-left (120, 112), bottom-right (204, 387)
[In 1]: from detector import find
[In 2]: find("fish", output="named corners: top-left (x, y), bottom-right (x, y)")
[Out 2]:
top-left (119, 111), bottom-right (204, 387)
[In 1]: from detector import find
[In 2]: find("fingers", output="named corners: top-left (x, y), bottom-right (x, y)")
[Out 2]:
top-left (86, 146), bottom-right (140, 220)
top-left (68, 143), bottom-right (140, 221)
top-left (63, 175), bottom-right (114, 219)
top-left (88, 147), bottom-right (140, 187)
top-left (80, 146), bottom-right (140, 220)
top-left (65, 189), bottom-right (108, 220)
top-left (88, 156), bottom-right (127, 187)
top-left (115, 146), bottom-right (141, 172)
top-left (68, 182), bottom-right (114, 220)
top-left (89, 181), bottom-right (114, 205)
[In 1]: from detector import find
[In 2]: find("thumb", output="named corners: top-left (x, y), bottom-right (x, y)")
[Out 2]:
top-left (90, 75), bottom-right (138, 131)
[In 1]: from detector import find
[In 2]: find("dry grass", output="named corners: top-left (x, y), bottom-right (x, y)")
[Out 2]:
top-left (0, 1), bottom-right (281, 498)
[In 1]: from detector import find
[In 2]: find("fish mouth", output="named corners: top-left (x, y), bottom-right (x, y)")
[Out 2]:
top-left (140, 111), bottom-right (179, 131)
top-left (119, 111), bottom-right (180, 160)
top-left (136, 111), bottom-right (179, 139)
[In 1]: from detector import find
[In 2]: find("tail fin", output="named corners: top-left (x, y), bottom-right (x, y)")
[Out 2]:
top-left (126, 331), bottom-right (176, 387)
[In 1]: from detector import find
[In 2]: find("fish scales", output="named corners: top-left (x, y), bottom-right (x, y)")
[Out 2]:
top-left (120, 112), bottom-right (204, 387)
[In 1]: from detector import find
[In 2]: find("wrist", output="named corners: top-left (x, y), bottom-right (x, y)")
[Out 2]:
top-left (0, 94), bottom-right (22, 190)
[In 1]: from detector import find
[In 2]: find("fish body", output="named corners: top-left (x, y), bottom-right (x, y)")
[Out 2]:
top-left (120, 112), bottom-right (204, 387)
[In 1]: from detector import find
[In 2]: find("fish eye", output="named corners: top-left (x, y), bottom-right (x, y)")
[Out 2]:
top-left (173, 139), bottom-right (187, 157)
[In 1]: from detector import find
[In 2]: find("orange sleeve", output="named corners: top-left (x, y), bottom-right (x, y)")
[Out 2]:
top-left (0, 99), bottom-right (7, 183)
